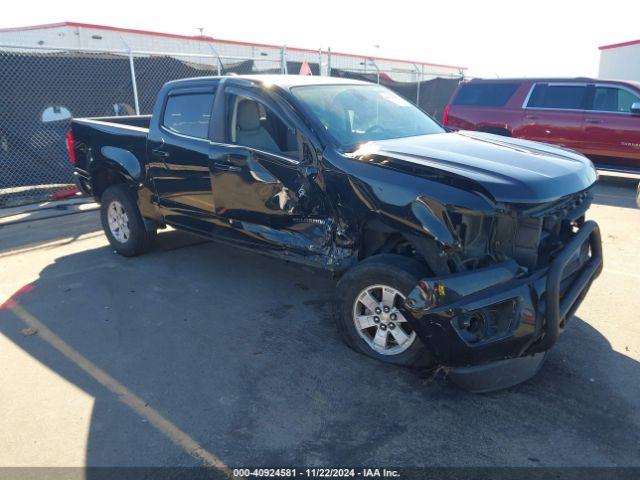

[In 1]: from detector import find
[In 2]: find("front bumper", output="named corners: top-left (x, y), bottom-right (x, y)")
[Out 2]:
top-left (400, 220), bottom-right (603, 367)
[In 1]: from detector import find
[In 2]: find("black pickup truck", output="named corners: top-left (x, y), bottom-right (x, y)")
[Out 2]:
top-left (68, 75), bottom-right (603, 391)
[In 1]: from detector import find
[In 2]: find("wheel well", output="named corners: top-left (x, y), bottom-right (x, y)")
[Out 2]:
top-left (91, 168), bottom-right (127, 200)
top-left (360, 221), bottom-right (446, 276)
top-left (477, 126), bottom-right (512, 137)
top-left (360, 221), bottom-right (424, 262)
top-left (360, 228), bottom-right (408, 260)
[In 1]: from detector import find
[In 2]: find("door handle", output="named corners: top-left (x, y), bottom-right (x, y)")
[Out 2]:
top-left (525, 115), bottom-right (539, 120)
top-left (212, 160), bottom-right (241, 173)
top-left (585, 118), bottom-right (601, 124)
top-left (152, 148), bottom-right (170, 158)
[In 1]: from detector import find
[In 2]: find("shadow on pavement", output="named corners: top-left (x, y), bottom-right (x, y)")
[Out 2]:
top-left (0, 209), bottom-right (102, 257)
top-left (1, 229), bottom-right (639, 470)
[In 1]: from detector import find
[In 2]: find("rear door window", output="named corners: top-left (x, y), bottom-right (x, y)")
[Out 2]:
top-left (526, 84), bottom-right (588, 110)
top-left (163, 93), bottom-right (215, 138)
top-left (592, 86), bottom-right (640, 113)
top-left (452, 83), bottom-right (520, 107)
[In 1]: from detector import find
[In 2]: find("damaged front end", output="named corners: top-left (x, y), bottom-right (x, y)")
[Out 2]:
top-left (400, 188), bottom-right (603, 389)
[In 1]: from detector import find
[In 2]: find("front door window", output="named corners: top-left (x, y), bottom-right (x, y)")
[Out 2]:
top-left (592, 87), bottom-right (640, 113)
top-left (229, 95), bottom-right (299, 160)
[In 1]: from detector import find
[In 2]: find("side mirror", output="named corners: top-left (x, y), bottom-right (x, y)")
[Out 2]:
top-left (631, 102), bottom-right (640, 115)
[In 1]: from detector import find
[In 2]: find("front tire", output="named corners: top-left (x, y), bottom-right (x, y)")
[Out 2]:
top-left (100, 184), bottom-right (156, 257)
top-left (336, 254), bottom-right (433, 367)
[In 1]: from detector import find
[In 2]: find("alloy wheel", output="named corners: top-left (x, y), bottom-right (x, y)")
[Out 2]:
top-left (352, 284), bottom-right (416, 355)
top-left (107, 200), bottom-right (130, 243)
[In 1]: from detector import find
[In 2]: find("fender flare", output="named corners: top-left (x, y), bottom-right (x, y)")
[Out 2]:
top-left (97, 146), bottom-right (143, 182)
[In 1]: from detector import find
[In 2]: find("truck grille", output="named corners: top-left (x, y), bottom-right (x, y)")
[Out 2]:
top-left (494, 188), bottom-right (594, 270)
top-left (459, 188), bottom-right (594, 271)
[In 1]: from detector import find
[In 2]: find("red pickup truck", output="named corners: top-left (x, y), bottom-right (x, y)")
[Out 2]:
top-left (443, 78), bottom-right (640, 171)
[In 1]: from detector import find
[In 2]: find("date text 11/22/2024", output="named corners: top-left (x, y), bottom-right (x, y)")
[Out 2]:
top-left (233, 468), bottom-right (401, 478)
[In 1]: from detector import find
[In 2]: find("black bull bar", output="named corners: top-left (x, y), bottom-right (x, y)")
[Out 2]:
top-left (528, 219), bottom-right (603, 353)
top-left (400, 220), bottom-right (603, 367)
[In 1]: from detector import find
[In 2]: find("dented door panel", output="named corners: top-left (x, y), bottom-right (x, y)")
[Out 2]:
top-left (209, 143), bottom-right (334, 259)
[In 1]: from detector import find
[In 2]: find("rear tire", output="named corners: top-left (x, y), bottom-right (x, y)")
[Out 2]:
top-left (336, 254), bottom-right (433, 367)
top-left (100, 184), bottom-right (156, 257)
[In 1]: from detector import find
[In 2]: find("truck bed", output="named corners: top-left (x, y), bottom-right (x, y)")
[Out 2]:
top-left (70, 115), bottom-right (151, 179)
top-left (81, 114), bottom-right (152, 129)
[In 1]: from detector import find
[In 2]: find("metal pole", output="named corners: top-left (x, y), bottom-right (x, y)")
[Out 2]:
top-left (281, 46), bottom-right (288, 74)
top-left (128, 51), bottom-right (140, 115)
top-left (413, 64), bottom-right (421, 107)
top-left (318, 48), bottom-right (322, 76)
top-left (327, 47), bottom-right (332, 76)
top-left (207, 44), bottom-right (223, 76)
top-left (369, 59), bottom-right (380, 84)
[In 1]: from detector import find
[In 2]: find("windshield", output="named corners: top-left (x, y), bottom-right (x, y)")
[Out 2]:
top-left (291, 84), bottom-right (444, 149)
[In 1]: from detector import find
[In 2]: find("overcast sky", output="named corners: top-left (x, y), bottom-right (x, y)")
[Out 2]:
top-left (2, 0), bottom-right (639, 78)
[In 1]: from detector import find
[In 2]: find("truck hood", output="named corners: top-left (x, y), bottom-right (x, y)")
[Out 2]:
top-left (365, 131), bottom-right (597, 203)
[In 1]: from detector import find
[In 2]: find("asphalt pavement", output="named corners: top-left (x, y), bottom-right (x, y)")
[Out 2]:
top-left (0, 178), bottom-right (639, 471)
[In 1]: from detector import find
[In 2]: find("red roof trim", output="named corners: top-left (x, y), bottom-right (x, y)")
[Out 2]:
top-left (0, 22), bottom-right (68, 32)
top-left (599, 39), bottom-right (640, 50)
top-left (0, 21), bottom-right (466, 70)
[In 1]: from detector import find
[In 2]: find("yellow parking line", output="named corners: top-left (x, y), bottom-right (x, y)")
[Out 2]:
top-left (7, 302), bottom-right (234, 478)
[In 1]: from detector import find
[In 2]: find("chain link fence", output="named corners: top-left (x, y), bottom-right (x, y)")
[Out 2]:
top-left (0, 44), bottom-right (461, 208)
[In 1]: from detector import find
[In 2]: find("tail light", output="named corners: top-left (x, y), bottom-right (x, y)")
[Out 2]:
top-left (442, 104), bottom-right (451, 126)
top-left (65, 130), bottom-right (77, 165)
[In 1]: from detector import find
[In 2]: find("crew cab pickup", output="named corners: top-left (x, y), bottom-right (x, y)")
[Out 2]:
top-left (68, 75), bottom-right (603, 392)
top-left (443, 77), bottom-right (640, 172)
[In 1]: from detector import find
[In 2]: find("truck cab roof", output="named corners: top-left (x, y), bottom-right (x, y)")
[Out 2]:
top-left (164, 74), bottom-right (371, 90)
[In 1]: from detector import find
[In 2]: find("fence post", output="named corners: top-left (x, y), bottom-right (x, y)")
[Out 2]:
top-left (281, 46), bottom-right (288, 74)
top-left (413, 63), bottom-right (421, 107)
top-left (369, 59), bottom-right (380, 84)
top-left (128, 50), bottom-right (140, 115)
top-left (207, 44), bottom-right (223, 76)
top-left (327, 47), bottom-right (332, 76)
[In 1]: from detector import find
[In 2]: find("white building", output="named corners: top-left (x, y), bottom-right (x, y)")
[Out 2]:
top-left (599, 39), bottom-right (640, 81)
top-left (0, 22), bottom-right (465, 82)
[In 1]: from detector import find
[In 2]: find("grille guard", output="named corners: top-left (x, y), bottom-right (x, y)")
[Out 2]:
top-left (401, 220), bottom-right (603, 367)
top-left (527, 220), bottom-right (603, 354)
